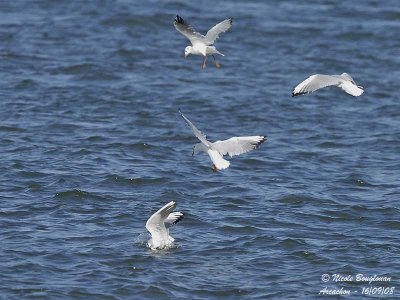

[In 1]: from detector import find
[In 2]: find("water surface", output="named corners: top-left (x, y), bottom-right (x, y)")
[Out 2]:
top-left (0, 0), bottom-right (399, 299)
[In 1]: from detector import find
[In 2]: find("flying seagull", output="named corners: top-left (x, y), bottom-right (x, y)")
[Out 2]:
top-left (146, 201), bottom-right (184, 250)
top-left (179, 109), bottom-right (266, 172)
top-left (174, 15), bottom-right (232, 69)
top-left (292, 73), bottom-right (364, 97)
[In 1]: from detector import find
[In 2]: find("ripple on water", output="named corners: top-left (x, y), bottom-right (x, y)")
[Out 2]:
top-left (0, 125), bottom-right (25, 132)
top-left (55, 189), bottom-right (109, 202)
top-left (101, 174), bottom-right (169, 187)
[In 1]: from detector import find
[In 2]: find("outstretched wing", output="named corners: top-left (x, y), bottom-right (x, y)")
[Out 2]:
top-left (340, 80), bottom-right (364, 96)
top-left (292, 74), bottom-right (341, 96)
top-left (174, 15), bottom-right (206, 45)
top-left (205, 18), bottom-right (233, 45)
top-left (179, 109), bottom-right (210, 146)
top-left (212, 136), bottom-right (266, 157)
top-left (146, 201), bottom-right (177, 242)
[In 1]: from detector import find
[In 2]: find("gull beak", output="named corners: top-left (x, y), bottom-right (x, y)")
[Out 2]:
top-left (184, 53), bottom-right (188, 59)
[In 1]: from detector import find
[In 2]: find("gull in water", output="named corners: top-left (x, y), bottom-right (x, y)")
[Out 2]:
top-left (179, 109), bottom-right (266, 172)
top-left (174, 15), bottom-right (232, 69)
top-left (292, 73), bottom-right (364, 97)
top-left (146, 201), bottom-right (184, 250)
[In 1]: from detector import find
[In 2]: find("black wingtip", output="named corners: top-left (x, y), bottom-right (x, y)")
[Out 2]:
top-left (252, 136), bottom-right (267, 149)
top-left (292, 91), bottom-right (307, 97)
top-left (178, 108), bottom-right (183, 115)
top-left (175, 15), bottom-right (184, 25)
top-left (228, 17), bottom-right (233, 24)
top-left (172, 213), bottom-right (185, 225)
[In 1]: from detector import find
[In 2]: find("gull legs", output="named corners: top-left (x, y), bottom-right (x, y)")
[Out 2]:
top-left (202, 55), bottom-right (221, 69)
top-left (211, 164), bottom-right (218, 173)
top-left (201, 55), bottom-right (208, 69)
top-left (212, 55), bottom-right (221, 68)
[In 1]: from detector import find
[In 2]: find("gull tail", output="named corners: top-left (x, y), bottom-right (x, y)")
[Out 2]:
top-left (208, 46), bottom-right (224, 56)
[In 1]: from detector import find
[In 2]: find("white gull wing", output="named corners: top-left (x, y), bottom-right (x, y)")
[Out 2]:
top-left (292, 74), bottom-right (342, 96)
top-left (165, 212), bottom-right (184, 226)
top-left (205, 18), bottom-right (233, 45)
top-left (212, 136), bottom-right (267, 158)
top-left (340, 72), bottom-right (355, 82)
top-left (340, 80), bottom-right (364, 96)
top-left (179, 109), bottom-right (210, 146)
top-left (207, 149), bottom-right (230, 170)
top-left (339, 73), bottom-right (364, 96)
top-left (174, 15), bottom-right (206, 45)
top-left (146, 201), bottom-right (177, 246)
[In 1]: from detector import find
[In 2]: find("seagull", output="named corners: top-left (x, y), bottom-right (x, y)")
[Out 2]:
top-left (292, 73), bottom-right (364, 97)
top-left (179, 109), bottom-right (266, 172)
top-left (146, 201), bottom-right (184, 250)
top-left (174, 15), bottom-right (232, 69)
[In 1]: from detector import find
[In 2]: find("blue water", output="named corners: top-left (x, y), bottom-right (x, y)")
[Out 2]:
top-left (1, 1), bottom-right (399, 299)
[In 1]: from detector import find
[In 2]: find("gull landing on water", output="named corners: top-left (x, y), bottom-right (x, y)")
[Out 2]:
top-left (179, 109), bottom-right (266, 172)
top-left (174, 15), bottom-right (232, 69)
top-left (146, 201), bottom-right (184, 250)
top-left (292, 73), bottom-right (364, 97)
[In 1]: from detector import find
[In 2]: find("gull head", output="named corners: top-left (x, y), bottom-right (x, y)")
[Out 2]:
top-left (184, 46), bottom-right (192, 58)
top-left (192, 143), bottom-right (204, 156)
